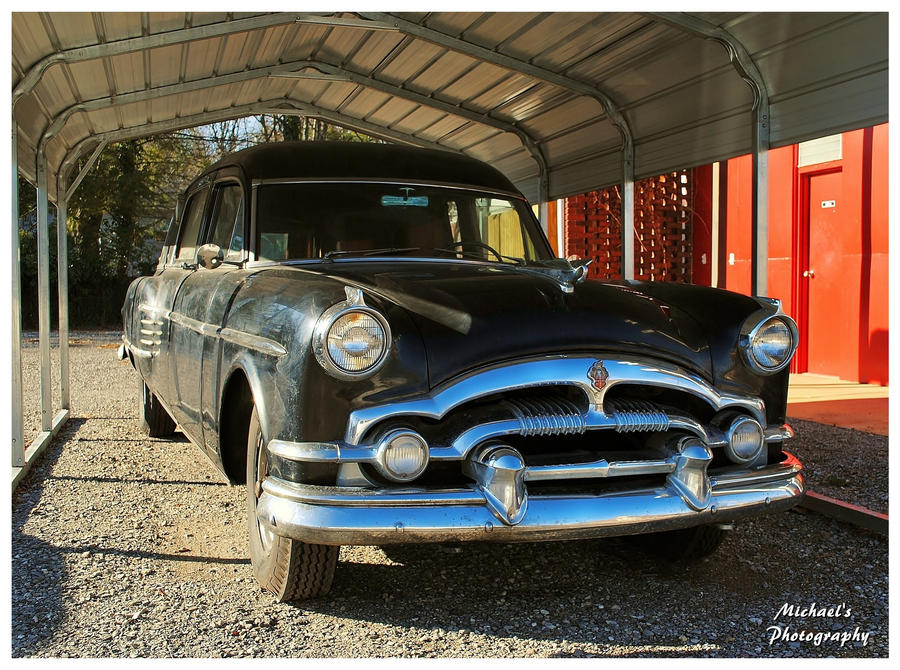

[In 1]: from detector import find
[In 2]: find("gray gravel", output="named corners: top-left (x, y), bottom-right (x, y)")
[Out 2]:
top-left (12, 338), bottom-right (888, 657)
top-left (785, 418), bottom-right (888, 514)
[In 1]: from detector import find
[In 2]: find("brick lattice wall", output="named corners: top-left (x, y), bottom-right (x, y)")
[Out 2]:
top-left (564, 172), bottom-right (693, 282)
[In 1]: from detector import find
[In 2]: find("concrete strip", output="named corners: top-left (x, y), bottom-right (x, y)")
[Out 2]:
top-left (800, 490), bottom-right (888, 536)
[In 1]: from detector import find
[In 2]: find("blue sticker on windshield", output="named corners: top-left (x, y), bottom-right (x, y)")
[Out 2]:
top-left (381, 195), bottom-right (429, 207)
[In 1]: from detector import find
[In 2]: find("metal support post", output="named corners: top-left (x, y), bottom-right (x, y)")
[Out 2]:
top-left (556, 199), bottom-right (566, 258)
top-left (752, 106), bottom-right (770, 297)
top-left (649, 13), bottom-right (769, 295)
top-left (12, 120), bottom-right (24, 467)
top-left (36, 156), bottom-right (52, 432)
top-left (57, 198), bottom-right (70, 410)
top-left (538, 201), bottom-right (550, 239)
top-left (621, 140), bottom-right (635, 280)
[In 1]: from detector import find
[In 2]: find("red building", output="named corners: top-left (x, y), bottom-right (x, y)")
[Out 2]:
top-left (559, 124), bottom-right (888, 385)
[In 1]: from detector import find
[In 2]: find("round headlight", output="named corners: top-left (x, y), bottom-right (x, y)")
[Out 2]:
top-left (376, 430), bottom-right (429, 482)
top-left (724, 416), bottom-right (765, 464)
top-left (744, 314), bottom-right (797, 373)
top-left (326, 311), bottom-right (387, 373)
top-left (312, 287), bottom-right (392, 380)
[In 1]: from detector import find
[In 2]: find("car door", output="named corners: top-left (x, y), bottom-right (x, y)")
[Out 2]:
top-left (171, 172), bottom-right (248, 452)
top-left (199, 175), bottom-right (251, 457)
top-left (133, 180), bottom-right (211, 424)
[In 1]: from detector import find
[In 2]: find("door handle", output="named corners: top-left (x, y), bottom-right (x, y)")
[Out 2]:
top-left (802, 269), bottom-right (815, 278)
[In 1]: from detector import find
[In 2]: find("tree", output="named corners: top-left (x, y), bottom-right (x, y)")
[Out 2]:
top-left (16, 114), bottom-right (382, 327)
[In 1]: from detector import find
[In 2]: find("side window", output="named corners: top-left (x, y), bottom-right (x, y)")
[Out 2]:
top-left (207, 183), bottom-right (244, 261)
top-left (447, 201), bottom-right (461, 243)
top-left (474, 197), bottom-right (535, 260)
top-left (156, 215), bottom-right (178, 270)
top-left (174, 189), bottom-right (209, 262)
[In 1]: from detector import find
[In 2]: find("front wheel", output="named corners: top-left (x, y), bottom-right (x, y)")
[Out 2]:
top-left (246, 406), bottom-right (339, 601)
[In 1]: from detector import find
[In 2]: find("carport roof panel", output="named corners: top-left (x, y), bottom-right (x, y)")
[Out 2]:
top-left (12, 11), bottom-right (888, 202)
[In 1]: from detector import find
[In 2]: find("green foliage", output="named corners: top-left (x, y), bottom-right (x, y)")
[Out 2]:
top-left (17, 116), bottom-right (379, 328)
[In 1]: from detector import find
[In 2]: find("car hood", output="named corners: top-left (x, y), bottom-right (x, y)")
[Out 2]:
top-left (285, 260), bottom-right (714, 388)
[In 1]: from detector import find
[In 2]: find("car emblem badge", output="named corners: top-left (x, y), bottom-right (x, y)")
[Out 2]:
top-left (588, 360), bottom-right (609, 391)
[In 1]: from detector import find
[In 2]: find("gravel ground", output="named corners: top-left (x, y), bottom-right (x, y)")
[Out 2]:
top-left (12, 339), bottom-right (888, 658)
top-left (785, 418), bottom-right (888, 514)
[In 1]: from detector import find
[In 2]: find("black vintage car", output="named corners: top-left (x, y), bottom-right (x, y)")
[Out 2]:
top-left (121, 141), bottom-right (805, 601)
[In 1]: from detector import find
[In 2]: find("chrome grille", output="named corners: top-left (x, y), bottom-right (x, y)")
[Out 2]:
top-left (605, 399), bottom-right (670, 433)
top-left (502, 396), bottom-right (587, 437)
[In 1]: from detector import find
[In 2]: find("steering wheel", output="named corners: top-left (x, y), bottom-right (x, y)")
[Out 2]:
top-left (441, 240), bottom-right (505, 263)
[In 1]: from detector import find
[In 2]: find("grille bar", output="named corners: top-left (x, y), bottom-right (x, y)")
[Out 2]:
top-left (606, 399), bottom-right (670, 433)
top-left (502, 396), bottom-right (587, 437)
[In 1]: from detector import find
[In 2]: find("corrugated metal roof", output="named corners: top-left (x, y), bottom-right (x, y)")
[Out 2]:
top-left (12, 11), bottom-right (888, 204)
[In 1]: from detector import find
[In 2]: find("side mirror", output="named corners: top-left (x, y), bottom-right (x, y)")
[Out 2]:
top-left (197, 243), bottom-right (224, 269)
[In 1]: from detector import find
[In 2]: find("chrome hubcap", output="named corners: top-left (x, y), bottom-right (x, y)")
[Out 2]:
top-left (254, 431), bottom-right (275, 552)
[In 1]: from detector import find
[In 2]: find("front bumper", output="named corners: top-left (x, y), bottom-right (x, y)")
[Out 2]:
top-left (256, 452), bottom-right (805, 545)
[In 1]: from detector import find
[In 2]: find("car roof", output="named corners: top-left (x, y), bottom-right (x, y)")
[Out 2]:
top-left (197, 141), bottom-right (522, 196)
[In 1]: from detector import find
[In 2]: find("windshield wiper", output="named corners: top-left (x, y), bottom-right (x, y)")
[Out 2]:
top-left (322, 247), bottom-right (420, 261)
top-left (432, 247), bottom-right (524, 265)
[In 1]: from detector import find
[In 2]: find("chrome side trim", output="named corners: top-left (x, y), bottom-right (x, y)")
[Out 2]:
top-left (122, 335), bottom-right (154, 359)
top-left (168, 310), bottom-right (207, 335)
top-left (137, 302), bottom-right (169, 316)
top-left (140, 306), bottom-right (285, 357)
top-left (345, 355), bottom-right (766, 444)
top-left (764, 424), bottom-right (794, 442)
top-left (220, 327), bottom-right (287, 357)
top-left (710, 453), bottom-right (803, 489)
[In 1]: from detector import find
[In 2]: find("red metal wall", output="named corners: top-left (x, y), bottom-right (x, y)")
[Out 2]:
top-left (703, 124), bottom-right (889, 384)
top-left (561, 124), bottom-right (887, 384)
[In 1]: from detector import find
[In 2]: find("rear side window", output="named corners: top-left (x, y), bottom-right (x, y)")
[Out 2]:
top-left (207, 183), bottom-right (244, 261)
top-left (174, 189), bottom-right (209, 262)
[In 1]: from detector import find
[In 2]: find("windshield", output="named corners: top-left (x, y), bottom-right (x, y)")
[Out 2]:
top-left (254, 182), bottom-right (553, 265)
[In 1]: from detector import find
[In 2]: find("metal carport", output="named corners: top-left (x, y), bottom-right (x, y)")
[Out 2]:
top-left (10, 11), bottom-right (888, 484)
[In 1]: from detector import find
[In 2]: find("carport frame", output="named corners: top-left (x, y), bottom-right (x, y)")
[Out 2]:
top-left (11, 11), bottom-right (783, 486)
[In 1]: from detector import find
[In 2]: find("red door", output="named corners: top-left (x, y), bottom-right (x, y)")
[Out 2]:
top-left (804, 170), bottom-right (845, 376)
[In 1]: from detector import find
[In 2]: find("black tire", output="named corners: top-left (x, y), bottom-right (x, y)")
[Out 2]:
top-left (140, 380), bottom-right (176, 437)
top-left (629, 524), bottom-right (727, 561)
top-left (246, 406), bottom-right (338, 601)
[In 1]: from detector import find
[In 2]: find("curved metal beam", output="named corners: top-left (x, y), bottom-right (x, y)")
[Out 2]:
top-left (38, 60), bottom-right (338, 168)
top-left (57, 98), bottom-right (467, 200)
top-left (358, 17), bottom-right (633, 170)
top-left (650, 12), bottom-right (770, 295)
top-left (256, 101), bottom-right (468, 155)
top-left (44, 59), bottom-right (547, 200)
top-left (13, 13), bottom-right (397, 108)
top-left (359, 12), bottom-right (635, 272)
top-left (308, 63), bottom-right (548, 197)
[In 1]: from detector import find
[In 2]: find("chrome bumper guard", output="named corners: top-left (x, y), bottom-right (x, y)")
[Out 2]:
top-left (256, 452), bottom-right (805, 546)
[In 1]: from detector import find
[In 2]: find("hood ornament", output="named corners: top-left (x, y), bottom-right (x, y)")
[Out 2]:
top-left (515, 256), bottom-right (592, 293)
top-left (588, 360), bottom-right (609, 391)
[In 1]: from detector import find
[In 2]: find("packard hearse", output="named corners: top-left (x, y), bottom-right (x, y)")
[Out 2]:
top-left (121, 141), bottom-right (805, 601)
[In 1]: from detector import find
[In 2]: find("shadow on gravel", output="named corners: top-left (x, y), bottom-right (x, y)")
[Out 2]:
top-left (297, 511), bottom-right (878, 657)
top-left (73, 433), bottom-right (190, 444)
top-left (46, 474), bottom-right (223, 487)
top-left (12, 418), bottom-right (84, 656)
top-left (300, 536), bottom-right (720, 648)
top-left (51, 544), bottom-right (251, 565)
